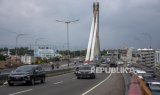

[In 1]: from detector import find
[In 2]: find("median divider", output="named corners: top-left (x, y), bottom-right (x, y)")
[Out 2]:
top-left (136, 76), bottom-right (152, 95)
top-left (45, 68), bottom-right (74, 77)
top-left (0, 74), bottom-right (8, 85)
top-left (128, 75), bottom-right (143, 95)
top-left (128, 73), bottom-right (152, 95)
top-left (122, 73), bottom-right (131, 95)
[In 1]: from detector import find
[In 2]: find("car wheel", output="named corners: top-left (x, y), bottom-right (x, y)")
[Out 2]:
top-left (41, 77), bottom-right (45, 83)
top-left (8, 81), bottom-right (14, 86)
top-left (93, 75), bottom-right (96, 79)
top-left (77, 77), bottom-right (80, 79)
top-left (30, 78), bottom-right (35, 85)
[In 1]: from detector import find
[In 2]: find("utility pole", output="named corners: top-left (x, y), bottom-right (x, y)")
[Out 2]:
top-left (56, 19), bottom-right (79, 67)
top-left (16, 34), bottom-right (26, 62)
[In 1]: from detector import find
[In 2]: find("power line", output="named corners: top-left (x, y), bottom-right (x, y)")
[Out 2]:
top-left (0, 27), bottom-right (18, 34)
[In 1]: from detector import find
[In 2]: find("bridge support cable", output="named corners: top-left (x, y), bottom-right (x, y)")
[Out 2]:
top-left (85, 16), bottom-right (95, 62)
top-left (90, 14), bottom-right (98, 61)
top-left (85, 2), bottom-right (100, 63)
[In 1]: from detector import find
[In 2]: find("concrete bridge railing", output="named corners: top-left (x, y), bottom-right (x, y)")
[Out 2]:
top-left (128, 75), bottom-right (152, 95)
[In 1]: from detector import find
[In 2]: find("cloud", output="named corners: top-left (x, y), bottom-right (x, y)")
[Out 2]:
top-left (0, 0), bottom-right (160, 49)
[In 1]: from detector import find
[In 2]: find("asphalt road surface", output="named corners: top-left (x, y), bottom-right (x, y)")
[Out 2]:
top-left (0, 73), bottom-right (125, 95)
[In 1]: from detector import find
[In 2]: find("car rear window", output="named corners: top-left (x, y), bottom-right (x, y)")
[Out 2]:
top-left (15, 66), bottom-right (34, 72)
top-left (79, 67), bottom-right (91, 70)
top-left (151, 84), bottom-right (160, 88)
top-left (147, 71), bottom-right (154, 73)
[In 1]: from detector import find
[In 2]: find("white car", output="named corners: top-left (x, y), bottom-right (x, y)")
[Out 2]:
top-left (117, 61), bottom-right (123, 65)
top-left (133, 69), bottom-right (146, 79)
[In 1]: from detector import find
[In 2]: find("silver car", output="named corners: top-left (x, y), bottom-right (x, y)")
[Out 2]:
top-left (149, 82), bottom-right (160, 95)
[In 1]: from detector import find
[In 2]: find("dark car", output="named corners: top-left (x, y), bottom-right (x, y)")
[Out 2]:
top-left (142, 74), bottom-right (155, 87)
top-left (146, 70), bottom-right (156, 78)
top-left (143, 74), bottom-right (155, 81)
top-left (110, 63), bottom-right (117, 67)
top-left (8, 65), bottom-right (45, 86)
top-left (76, 65), bottom-right (96, 79)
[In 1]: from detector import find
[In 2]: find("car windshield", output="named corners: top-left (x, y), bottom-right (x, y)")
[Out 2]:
top-left (147, 71), bottom-right (154, 73)
top-left (151, 84), bottom-right (160, 88)
top-left (137, 73), bottom-right (145, 76)
top-left (15, 66), bottom-right (34, 72)
top-left (79, 67), bottom-right (91, 70)
top-left (144, 75), bottom-right (153, 79)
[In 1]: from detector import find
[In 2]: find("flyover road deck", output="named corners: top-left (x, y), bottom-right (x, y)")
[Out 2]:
top-left (0, 73), bottom-right (125, 95)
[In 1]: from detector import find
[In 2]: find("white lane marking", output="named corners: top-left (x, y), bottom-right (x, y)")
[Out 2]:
top-left (8, 89), bottom-right (32, 95)
top-left (81, 73), bottom-right (112, 95)
top-left (72, 77), bottom-right (76, 80)
top-left (53, 81), bottom-right (64, 85)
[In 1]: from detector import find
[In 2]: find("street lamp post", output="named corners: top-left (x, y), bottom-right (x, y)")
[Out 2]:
top-left (34, 38), bottom-right (44, 58)
top-left (16, 34), bottom-right (26, 62)
top-left (141, 33), bottom-right (152, 49)
top-left (56, 19), bottom-right (79, 67)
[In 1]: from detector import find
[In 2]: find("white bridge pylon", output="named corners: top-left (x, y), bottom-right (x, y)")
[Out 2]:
top-left (85, 2), bottom-right (100, 63)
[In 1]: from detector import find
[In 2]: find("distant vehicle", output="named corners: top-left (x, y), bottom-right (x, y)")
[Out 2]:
top-left (133, 69), bottom-right (146, 79)
top-left (149, 82), bottom-right (160, 95)
top-left (74, 61), bottom-right (77, 64)
top-left (110, 63), bottom-right (117, 67)
top-left (146, 70), bottom-right (156, 78)
top-left (74, 64), bottom-right (89, 75)
top-left (100, 63), bottom-right (107, 67)
top-left (117, 61), bottom-right (123, 65)
top-left (8, 65), bottom-right (45, 86)
top-left (84, 62), bottom-right (100, 67)
top-left (74, 66), bottom-right (80, 76)
top-left (143, 74), bottom-right (155, 82)
top-left (76, 65), bottom-right (96, 79)
top-left (127, 64), bottom-right (132, 68)
top-left (79, 60), bottom-right (83, 63)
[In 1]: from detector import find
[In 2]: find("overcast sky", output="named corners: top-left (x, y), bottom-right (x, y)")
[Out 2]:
top-left (0, 0), bottom-right (160, 50)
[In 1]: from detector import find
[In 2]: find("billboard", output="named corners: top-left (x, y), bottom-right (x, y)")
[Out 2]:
top-left (34, 46), bottom-right (56, 58)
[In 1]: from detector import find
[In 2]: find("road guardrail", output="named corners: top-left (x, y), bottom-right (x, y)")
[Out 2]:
top-left (0, 68), bottom-right (74, 85)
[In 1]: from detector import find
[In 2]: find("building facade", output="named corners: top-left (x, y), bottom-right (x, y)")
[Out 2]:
top-left (137, 48), bottom-right (155, 65)
top-left (106, 49), bottom-right (128, 60)
top-left (21, 55), bottom-right (35, 64)
top-left (155, 50), bottom-right (160, 65)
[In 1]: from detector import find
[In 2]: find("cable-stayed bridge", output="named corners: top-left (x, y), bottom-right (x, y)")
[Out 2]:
top-left (85, 2), bottom-right (100, 63)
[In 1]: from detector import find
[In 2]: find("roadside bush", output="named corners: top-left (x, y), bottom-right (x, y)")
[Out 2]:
top-left (0, 54), bottom-right (6, 61)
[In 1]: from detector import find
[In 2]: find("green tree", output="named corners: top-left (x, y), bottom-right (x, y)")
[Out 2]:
top-left (101, 49), bottom-right (107, 56)
top-left (0, 54), bottom-right (6, 61)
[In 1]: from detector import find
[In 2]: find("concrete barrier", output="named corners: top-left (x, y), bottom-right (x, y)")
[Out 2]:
top-left (0, 74), bottom-right (8, 85)
top-left (136, 76), bottom-right (152, 95)
top-left (122, 73), bottom-right (131, 95)
top-left (128, 76), bottom-right (143, 95)
top-left (0, 68), bottom-right (74, 85)
top-left (0, 74), bottom-right (8, 80)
